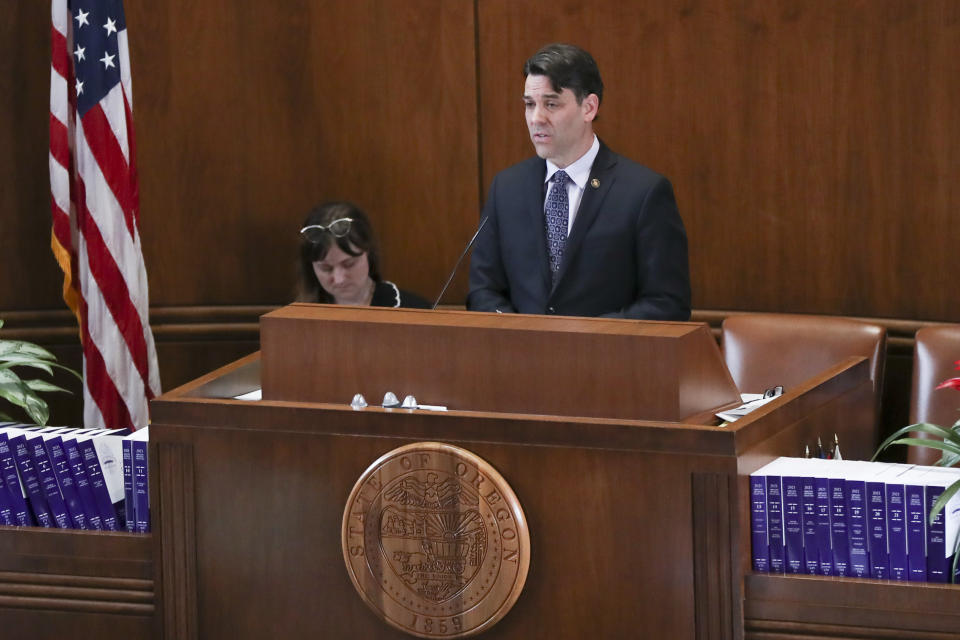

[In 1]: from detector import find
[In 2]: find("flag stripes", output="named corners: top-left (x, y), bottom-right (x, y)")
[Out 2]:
top-left (49, 0), bottom-right (160, 429)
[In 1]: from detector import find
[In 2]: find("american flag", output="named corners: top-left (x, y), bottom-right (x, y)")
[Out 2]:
top-left (49, 0), bottom-right (160, 430)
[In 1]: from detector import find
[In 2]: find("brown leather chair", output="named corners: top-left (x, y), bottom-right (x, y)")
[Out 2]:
top-left (721, 313), bottom-right (887, 448)
top-left (907, 325), bottom-right (960, 465)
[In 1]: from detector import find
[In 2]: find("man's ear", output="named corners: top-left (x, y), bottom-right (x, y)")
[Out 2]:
top-left (582, 93), bottom-right (599, 122)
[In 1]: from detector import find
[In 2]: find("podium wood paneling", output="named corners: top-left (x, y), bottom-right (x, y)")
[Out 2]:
top-left (151, 308), bottom-right (879, 640)
top-left (0, 528), bottom-right (152, 640)
top-left (260, 304), bottom-right (741, 422)
top-left (744, 574), bottom-right (960, 639)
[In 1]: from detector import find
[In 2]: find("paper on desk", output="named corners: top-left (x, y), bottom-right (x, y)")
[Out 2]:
top-left (716, 393), bottom-right (776, 423)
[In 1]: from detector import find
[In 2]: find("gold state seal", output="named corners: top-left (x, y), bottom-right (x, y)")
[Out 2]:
top-left (342, 442), bottom-right (530, 638)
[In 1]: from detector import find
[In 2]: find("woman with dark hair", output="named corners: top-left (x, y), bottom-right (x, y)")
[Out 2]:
top-left (296, 201), bottom-right (430, 308)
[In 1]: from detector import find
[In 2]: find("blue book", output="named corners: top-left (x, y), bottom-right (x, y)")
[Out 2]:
top-left (62, 438), bottom-right (103, 530)
top-left (812, 465), bottom-right (833, 576)
top-left (800, 470), bottom-right (819, 575)
top-left (122, 438), bottom-right (135, 532)
top-left (845, 469), bottom-right (871, 578)
top-left (866, 467), bottom-right (891, 579)
top-left (27, 436), bottom-right (71, 529)
top-left (903, 468), bottom-right (928, 582)
top-left (9, 433), bottom-right (54, 527)
top-left (883, 465), bottom-right (910, 581)
top-left (78, 437), bottom-right (120, 531)
top-left (765, 469), bottom-right (785, 573)
top-left (0, 432), bottom-right (33, 526)
top-left (749, 474), bottom-right (769, 572)
top-left (0, 471), bottom-right (14, 525)
top-left (926, 482), bottom-right (948, 582)
top-left (130, 428), bottom-right (150, 533)
top-left (828, 474), bottom-right (851, 577)
top-left (781, 471), bottom-right (805, 574)
top-left (45, 436), bottom-right (87, 529)
top-left (923, 468), bottom-right (960, 583)
top-left (91, 432), bottom-right (128, 528)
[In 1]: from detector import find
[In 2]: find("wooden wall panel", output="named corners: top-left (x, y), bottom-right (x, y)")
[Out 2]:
top-left (477, 0), bottom-right (960, 321)
top-left (2, 0), bottom-right (478, 314)
top-left (0, 1), bottom-right (65, 311)
top-left (129, 0), bottom-right (479, 306)
top-left (5, 1), bottom-right (959, 318)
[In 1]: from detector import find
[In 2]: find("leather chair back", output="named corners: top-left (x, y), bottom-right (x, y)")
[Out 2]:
top-left (721, 313), bottom-right (887, 446)
top-left (908, 325), bottom-right (960, 465)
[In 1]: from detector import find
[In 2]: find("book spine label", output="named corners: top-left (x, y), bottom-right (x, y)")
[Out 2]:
top-left (846, 480), bottom-right (871, 578)
top-left (829, 477), bottom-right (850, 577)
top-left (905, 484), bottom-right (927, 582)
top-left (766, 475), bottom-right (785, 573)
top-left (783, 475), bottom-right (805, 574)
top-left (0, 474), bottom-right (14, 525)
top-left (0, 434), bottom-right (33, 526)
top-left (79, 440), bottom-right (119, 531)
top-left (927, 485), bottom-right (947, 582)
top-left (29, 438), bottom-right (70, 529)
top-left (132, 439), bottom-right (149, 533)
top-left (750, 475), bottom-right (769, 572)
top-left (801, 475), bottom-right (819, 574)
top-left (11, 436), bottom-right (53, 527)
top-left (885, 483), bottom-right (908, 581)
top-left (867, 480), bottom-right (889, 579)
top-left (64, 439), bottom-right (103, 530)
top-left (92, 436), bottom-right (127, 526)
top-left (814, 476), bottom-right (833, 575)
top-left (122, 439), bottom-right (135, 533)
top-left (46, 438), bottom-right (87, 529)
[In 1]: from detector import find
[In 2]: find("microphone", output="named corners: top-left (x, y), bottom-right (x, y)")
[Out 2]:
top-left (432, 216), bottom-right (489, 310)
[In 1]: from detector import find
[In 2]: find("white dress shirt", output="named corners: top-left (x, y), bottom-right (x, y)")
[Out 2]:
top-left (543, 135), bottom-right (601, 236)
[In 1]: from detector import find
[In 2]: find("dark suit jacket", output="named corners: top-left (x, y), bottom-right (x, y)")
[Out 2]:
top-left (467, 142), bottom-right (691, 320)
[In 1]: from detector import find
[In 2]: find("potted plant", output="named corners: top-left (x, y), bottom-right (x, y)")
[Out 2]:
top-left (0, 319), bottom-right (80, 425)
top-left (874, 361), bottom-right (960, 581)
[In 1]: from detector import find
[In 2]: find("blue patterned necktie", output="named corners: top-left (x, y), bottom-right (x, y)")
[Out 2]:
top-left (544, 170), bottom-right (570, 283)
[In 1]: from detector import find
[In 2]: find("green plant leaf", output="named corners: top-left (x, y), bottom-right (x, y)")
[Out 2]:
top-left (0, 374), bottom-right (50, 426)
top-left (0, 410), bottom-right (11, 421)
top-left (954, 530), bottom-right (960, 584)
top-left (0, 356), bottom-right (53, 377)
top-left (885, 437), bottom-right (960, 458)
top-left (23, 393), bottom-right (49, 426)
top-left (0, 367), bottom-right (25, 389)
top-left (0, 358), bottom-right (80, 381)
top-left (873, 423), bottom-right (960, 460)
top-left (0, 323), bottom-right (80, 427)
top-left (929, 480), bottom-right (960, 526)
top-left (24, 379), bottom-right (71, 394)
top-left (0, 340), bottom-right (57, 361)
top-left (939, 451), bottom-right (960, 467)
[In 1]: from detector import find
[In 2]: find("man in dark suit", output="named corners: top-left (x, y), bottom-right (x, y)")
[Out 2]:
top-left (467, 43), bottom-right (691, 320)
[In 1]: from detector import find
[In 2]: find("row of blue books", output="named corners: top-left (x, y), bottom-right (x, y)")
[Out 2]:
top-left (751, 457), bottom-right (960, 583)
top-left (0, 423), bottom-right (150, 533)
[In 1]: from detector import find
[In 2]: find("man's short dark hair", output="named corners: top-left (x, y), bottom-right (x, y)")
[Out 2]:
top-left (523, 43), bottom-right (604, 105)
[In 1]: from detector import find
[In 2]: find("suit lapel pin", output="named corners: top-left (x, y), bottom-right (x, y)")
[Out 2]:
top-left (590, 178), bottom-right (600, 189)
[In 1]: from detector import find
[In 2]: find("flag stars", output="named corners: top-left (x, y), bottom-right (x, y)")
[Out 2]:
top-left (75, 8), bottom-right (89, 28)
top-left (76, 79), bottom-right (84, 95)
top-left (100, 51), bottom-right (116, 70)
top-left (103, 17), bottom-right (118, 36)
top-left (74, 45), bottom-right (86, 61)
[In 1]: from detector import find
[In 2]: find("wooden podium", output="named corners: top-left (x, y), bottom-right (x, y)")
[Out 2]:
top-left (149, 305), bottom-right (875, 640)
top-left (3, 306), bottom-right (960, 639)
